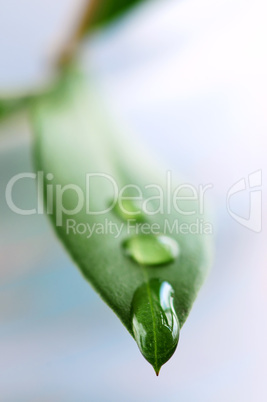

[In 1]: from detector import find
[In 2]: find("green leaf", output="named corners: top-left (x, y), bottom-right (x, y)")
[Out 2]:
top-left (0, 96), bottom-right (30, 121)
top-left (32, 67), bottom-right (212, 374)
top-left (89, 0), bottom-right (146, 30)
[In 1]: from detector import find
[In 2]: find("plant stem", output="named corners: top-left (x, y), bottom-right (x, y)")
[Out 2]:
top-left (58, 0), bottom-right (100, 67)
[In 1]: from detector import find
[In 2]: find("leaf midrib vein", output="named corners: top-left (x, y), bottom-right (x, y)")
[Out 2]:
top-left (143, 268), bottom-right (158, 371)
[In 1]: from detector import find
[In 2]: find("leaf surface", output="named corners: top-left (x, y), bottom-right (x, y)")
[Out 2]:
top-left (32, 68), bottom-right (212, 373)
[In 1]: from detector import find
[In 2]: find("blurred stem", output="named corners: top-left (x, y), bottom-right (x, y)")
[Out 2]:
top-left (58, 0), bottom-right (100, 67)
top-left (0, 0), bottom-right (100, 123)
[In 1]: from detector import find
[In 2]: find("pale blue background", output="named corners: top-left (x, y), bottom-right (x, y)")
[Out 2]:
top-left (0, 0), bottom-right (267, 400)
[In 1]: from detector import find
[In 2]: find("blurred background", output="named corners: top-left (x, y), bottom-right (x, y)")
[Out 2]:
top-left (0, 0), bottom-right (266, 400)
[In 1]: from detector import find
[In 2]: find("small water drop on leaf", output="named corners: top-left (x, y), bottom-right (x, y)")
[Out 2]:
top-left (123, 234), bottom-right (179, 266)
top-left (111, 198), bottom-right (146, 222)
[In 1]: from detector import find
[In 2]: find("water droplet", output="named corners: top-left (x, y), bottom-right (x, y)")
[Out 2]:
top-left (132, 279), bottom-right (180, 375)
top-left (123, 234), bottom-right (179, 266)
top-left (111, 198), bottom-right (145, 222)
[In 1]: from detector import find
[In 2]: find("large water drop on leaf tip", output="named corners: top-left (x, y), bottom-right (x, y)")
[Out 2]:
top-left (132, 279), bottom-right (180, 374)
top-left (123, 234), bottom-right (179, 266)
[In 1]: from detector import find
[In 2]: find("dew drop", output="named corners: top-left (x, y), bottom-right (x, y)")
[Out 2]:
top-left (132, 279), bottom-right (180, 375)
top-left (112, 198), bottom-right (145, 222)
top-left (123, 234), bottom-right (179, 266)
